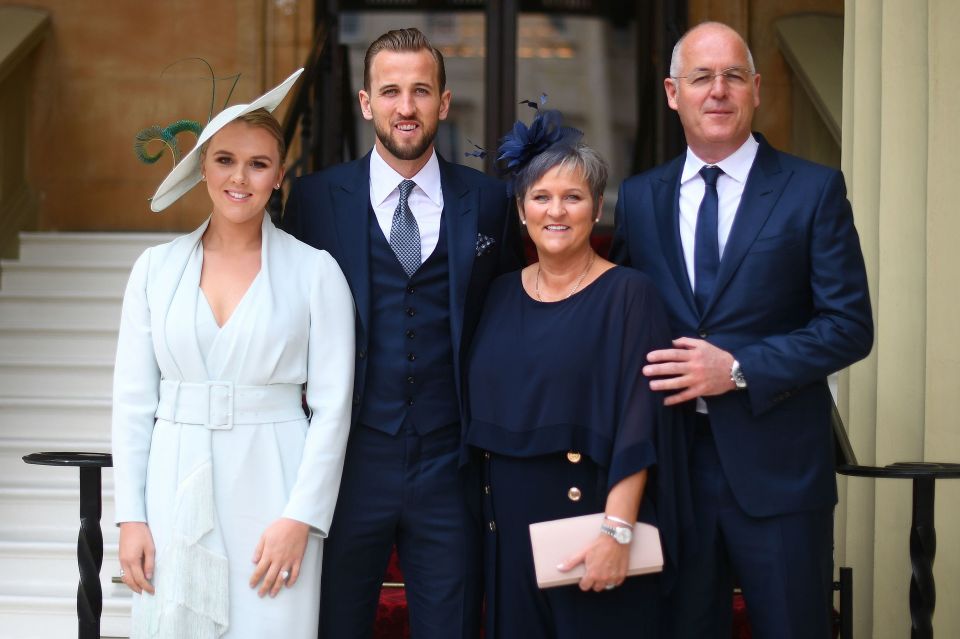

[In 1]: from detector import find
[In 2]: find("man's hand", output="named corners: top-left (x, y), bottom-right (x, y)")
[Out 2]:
top-left (643, 337), bottom-right (736, 406)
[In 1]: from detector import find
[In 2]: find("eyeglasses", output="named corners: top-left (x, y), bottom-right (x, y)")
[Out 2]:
top-left (672, 67), bottom-right (754, 88)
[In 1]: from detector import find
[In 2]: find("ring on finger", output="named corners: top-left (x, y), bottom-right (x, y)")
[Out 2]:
top-left (604, 583), bottom-right (616, 591)
top-left (119, 568), bottom-right (126, 578)
top-left (280, 569), bottom-right (290, 582)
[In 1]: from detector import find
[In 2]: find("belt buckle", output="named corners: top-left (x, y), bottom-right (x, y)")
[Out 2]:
top-left (206, 380), bottom-right (234, 430)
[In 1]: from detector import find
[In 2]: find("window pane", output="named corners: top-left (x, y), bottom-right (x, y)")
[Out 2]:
top-left (516, 14), bottom-right (637, 224)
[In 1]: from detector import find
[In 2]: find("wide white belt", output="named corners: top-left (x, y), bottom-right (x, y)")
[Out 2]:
top-left (156, 379), bottom-right (305, 429)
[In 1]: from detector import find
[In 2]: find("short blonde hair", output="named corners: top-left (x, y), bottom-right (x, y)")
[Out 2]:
top-left (200, 107), bottom-right (285, 162)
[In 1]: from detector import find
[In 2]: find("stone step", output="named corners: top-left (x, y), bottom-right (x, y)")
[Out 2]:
top-left (0, 290), bottom-right (122, 329)
top-left (16, 231), bottom-right (175, 264)
top-left (0, 397), bottom-right (111, 443)
top-left (0, 540), bottom-right (122, 597)
top-left (0, 486), bottom-right (117, 540)
top-left (0, 261), bottom-right (133, 294)
top-left (0, 325), bottom-right (117, 361)
top-left (0, 592), bottom-right (131, 638)
top-left (0, 232), bottom-right (157, 638)
top-left (0, 358), bottom-right (113, 399)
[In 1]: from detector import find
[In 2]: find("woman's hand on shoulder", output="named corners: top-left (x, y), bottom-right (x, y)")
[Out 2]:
top-left (249, 517), bottom-right (311, 597)
top-left (557, 533), bottom-right (630, 592)
top-left (118, 522), bottom-right (156, 595)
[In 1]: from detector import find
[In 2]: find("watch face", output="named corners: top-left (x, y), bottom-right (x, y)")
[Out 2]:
top-left (731, 361), bottom-right (747, 389)
top-left (614, 527), bottom-right (632, 544)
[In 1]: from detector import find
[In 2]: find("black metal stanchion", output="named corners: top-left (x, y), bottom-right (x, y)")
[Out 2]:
top-left (838, 567), bottom-right (853, 639)
top-left (837, 462), bottom-right (960, 639)
top-left (23, 452), bottom-right (113, 639)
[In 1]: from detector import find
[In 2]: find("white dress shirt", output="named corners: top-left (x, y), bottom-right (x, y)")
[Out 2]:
top-left (678, 134), bottom-right (759, 412)
top-left (678, 134), bottom-right (760, 291)
top-left (369, 145), bottom-right (444, 263)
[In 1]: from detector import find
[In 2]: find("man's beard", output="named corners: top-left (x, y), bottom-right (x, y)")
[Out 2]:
top-left (374, 118), bottom-right (437, 161)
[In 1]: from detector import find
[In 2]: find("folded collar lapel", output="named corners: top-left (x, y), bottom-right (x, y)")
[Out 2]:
top-left (654, 155), bottom-right (698, 318)
top-left (439, 156), bottom-right (476, 352)
top-left (702, 135), bottom-right (791, 318)
top-left (332, 154), bottom-right (372, 333)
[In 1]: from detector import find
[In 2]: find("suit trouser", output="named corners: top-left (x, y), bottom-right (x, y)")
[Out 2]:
top-left (668, 414), bottom-right (834, 639)
top-left (319, 422), bottom-right (482, 639)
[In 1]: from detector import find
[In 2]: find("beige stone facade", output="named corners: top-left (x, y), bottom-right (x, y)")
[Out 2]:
top-left (2, 1), bottom-right (958, 635)
top-left (14, 0), bottom-right (311, 233)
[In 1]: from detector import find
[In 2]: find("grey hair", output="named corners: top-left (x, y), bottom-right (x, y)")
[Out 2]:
top-left (514, 143), bottom-right (608, 212)
top-left (669, 22), bottom-right (756, 78)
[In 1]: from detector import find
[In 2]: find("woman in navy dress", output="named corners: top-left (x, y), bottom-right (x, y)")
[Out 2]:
top-left (466, 113), bottom-right (691, 638)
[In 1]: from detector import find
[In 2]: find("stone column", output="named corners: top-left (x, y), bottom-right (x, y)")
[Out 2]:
top-left (840, 0), bottom-right (960, 636)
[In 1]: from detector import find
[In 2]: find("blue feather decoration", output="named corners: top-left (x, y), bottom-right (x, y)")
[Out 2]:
top-left (496, 105), bottom-right (581, 176)
top-left (463, 138), bottom-right (487, 159)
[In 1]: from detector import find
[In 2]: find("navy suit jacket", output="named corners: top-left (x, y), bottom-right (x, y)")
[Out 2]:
top-left (282, 151), bottom-right (523, 427)
top-left (610, 135), bottom-right (873, 517)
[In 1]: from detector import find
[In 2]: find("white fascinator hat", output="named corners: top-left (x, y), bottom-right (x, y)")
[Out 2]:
top-left (149, 67), bottom-right (304, 212)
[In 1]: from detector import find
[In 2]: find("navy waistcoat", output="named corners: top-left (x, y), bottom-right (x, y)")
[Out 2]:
top-left (358, 206), bottom-right (460, 435)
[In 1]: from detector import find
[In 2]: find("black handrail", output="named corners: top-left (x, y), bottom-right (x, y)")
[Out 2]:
top-left (832, 402), bottom-right (960, 639)
top-left (22, 452), bottom-right (113, 639)
top-left (267, 20), bottom-right (358, 225)
top-left (267, 23), bottom-right (328, 225)
top-left (281, 22), bottom-right (330, 157)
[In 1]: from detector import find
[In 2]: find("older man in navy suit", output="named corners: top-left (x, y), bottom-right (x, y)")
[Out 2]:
top-left (610, 22), bottom-right (873, 638)
top-left (282, 28), bottom-right (521, 639)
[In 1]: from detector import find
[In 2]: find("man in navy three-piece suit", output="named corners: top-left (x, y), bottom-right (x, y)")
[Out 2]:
top-left (610, 22), bottom-right (873, 638)
top-left (282, 28), bottom-right (522, 639)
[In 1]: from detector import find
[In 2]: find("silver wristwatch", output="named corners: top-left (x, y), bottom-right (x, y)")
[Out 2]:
top-left (600, 523), bottom-right (633, 545)
top-left (730, 359), bottom-right (747, 390)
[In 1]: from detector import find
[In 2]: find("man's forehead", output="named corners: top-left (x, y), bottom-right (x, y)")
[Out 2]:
top-left (369, 50), bottom-right (439, 85)
top-left (681, 29), bottom-right (749, 67)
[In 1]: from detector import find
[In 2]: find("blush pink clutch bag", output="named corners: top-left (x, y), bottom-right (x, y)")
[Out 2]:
top-left (528, 513), bottom-right (664, 588)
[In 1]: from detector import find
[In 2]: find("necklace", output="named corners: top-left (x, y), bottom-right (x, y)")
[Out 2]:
top-left (535, 251), bottom-right (596, 302)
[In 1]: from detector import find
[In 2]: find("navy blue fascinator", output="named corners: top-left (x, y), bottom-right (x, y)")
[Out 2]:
top-left (464, 95), bottom-right (582, 194)
top-left (496, 96), bottom-right (582, 187)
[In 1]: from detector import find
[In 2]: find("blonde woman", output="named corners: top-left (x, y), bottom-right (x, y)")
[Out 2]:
top-left (112, 70), bottom-right (355, 638)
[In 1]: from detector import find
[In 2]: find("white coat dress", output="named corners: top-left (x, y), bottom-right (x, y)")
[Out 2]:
top-left (111, 214), bottom-right (355, 639)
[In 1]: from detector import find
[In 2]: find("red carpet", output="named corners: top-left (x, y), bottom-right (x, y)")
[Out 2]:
top-left (372, 549), bottom-right (773, 638)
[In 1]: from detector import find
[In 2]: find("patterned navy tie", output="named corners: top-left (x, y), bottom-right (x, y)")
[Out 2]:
top-left (390, 179), bottom-right (421, 277)
top-left (694, 165), bottom-right (723, 315)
